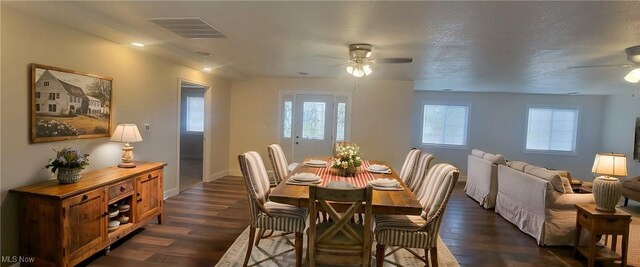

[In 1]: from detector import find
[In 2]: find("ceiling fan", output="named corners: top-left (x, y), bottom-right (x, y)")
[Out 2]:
top-left (343, 43), bottom-right (413, 77)
top-left (568, 45), bottom-right (640, 83)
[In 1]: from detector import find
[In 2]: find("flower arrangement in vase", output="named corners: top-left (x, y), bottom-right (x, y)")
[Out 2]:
top-left (332, 143), bottom-right (362, 177)
top-left (45, 147), bottom-right (90, 184)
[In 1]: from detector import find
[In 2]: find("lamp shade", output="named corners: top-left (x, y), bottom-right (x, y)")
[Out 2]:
top-left (110, 124), bottom-right (143, 143)
top-left (591, 153), bottom-right (627, 176)
top-left (624, 67), bottom-right (640, 83)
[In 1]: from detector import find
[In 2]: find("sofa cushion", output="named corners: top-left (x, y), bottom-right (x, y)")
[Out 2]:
top-left (508, 161), bottom-right (529, 172)
top-left (561, 177), bottom-right (573, 194)
top-left (525, 167), bottom-right (565, 193)
top-left (483, 152), bottom-right (507, 165)
top-left (471, 149), bottom-right (486, 158)
top-left (622, 176), bottom-right (640, 191)
top-left (524, 164), bottom-right (541, 174)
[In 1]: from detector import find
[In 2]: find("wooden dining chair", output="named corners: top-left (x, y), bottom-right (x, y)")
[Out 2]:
top-left (267, 144), bottom-right (298, 186)
top-left (399, 148), bottom-right (421, 184)
top-left (374, 163), bottom-right (459, 267)
top-left (238, 151), bottom-right (307, 267)
top-left (308, 185), bottom-right (373, 267)
top-left (405, 153), bottom-right (435, 192)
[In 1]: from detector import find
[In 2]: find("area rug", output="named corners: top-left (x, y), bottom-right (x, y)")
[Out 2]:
top-left (216, 227), bottom-right (459, 266)
top-left (606, 204), bottom-right (640, 266)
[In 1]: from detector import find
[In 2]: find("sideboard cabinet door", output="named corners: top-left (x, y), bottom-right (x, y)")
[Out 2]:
top-left (136, 170), bottom-right (162, 222)
top-left (64, 188), bottom-right (106, 261)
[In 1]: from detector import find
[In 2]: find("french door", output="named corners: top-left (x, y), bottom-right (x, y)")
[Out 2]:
top-left (292, 94), bottom-right (335, 162)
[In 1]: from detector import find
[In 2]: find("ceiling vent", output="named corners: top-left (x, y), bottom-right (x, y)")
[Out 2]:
top-left (147, 17), bottom-right (226, 39)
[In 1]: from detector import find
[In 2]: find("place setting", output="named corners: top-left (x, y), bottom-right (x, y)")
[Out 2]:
top-left (304, 159), bottom-right (328, 168)
top-left (368, 178), bottom-right (403, 191)
top-left (366, 164), bottom-right (392, 174)
top-left (286, 172), bottom-right (322, 185)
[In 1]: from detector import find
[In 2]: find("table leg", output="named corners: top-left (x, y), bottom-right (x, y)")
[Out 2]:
top-left (622, 227), bottom-right (629, 267)
top-left (588, 232), bottom-right (597, 267)
top-left (611, 234), bottom-right (618, 253)
top-left (574, 215), bottom-right (582, 256)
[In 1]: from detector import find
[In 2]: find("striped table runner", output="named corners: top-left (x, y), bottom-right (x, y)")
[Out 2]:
top-left (315, 160), bottom-right (377, 188)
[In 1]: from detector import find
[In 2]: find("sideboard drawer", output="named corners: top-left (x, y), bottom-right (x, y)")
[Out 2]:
top-left (108, 179), bottom-right (134, 200)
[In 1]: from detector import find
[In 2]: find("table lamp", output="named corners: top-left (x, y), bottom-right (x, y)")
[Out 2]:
top-left (591, 153), bottom-right (627, 211)
top-left (110, 124), bottom-right (143, 168)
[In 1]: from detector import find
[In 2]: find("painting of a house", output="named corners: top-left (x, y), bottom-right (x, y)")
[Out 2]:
top-left (31, 64), bottom-right (112, 143)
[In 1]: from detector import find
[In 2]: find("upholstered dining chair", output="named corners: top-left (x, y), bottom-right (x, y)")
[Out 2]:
top-left (238, 151), bottom-right (307, 267)
top-left (405, 153), bottom-right (435, 192)
top-left (374, 163), bottom-right (459, 267)
top-left (399, 149), bottom-right (421, 184)
top-left (267, 144), bottom-right (298, 186)
top-left (308, 185), bottom-right (373, 267)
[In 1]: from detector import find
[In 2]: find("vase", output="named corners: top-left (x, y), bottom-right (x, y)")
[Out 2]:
top-left (338, 166), bottom-right (357, 177)
top-left (57, 168), bottom-right (82, 184)
top-left (592, 176), bottom-right (621, 211)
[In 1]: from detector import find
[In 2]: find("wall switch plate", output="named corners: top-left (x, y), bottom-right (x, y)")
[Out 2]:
top-left (143, 123), bottom-right (150, 131)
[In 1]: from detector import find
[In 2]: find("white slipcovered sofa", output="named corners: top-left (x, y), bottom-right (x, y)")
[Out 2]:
top-left (496, 161), bottom-right (595, 246)
top-left (465, 149), bottom-right (506, 209)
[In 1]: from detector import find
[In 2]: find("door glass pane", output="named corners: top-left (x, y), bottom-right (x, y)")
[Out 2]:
top-left (283, 101), bottom-right (292, 138)
top-left (186, 96), bottom-right (204, 132)
top-left (336, 103), bottom-right (346, 141)
top-left (302, 102), bottom-right (325, 140)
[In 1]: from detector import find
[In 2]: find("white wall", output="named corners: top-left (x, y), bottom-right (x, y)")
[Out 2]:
top-left (0, 6), bottom-right (231, 262)
top-left (600, 88), bottom-right (640, 177)
top-left (229, 78), bottom-right (414, 175)
top-left (411, 91), bottom-right (606, 180)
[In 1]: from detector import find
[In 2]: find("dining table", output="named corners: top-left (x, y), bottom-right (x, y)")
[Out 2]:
top-left (269, 157), bottom-right (423, 215)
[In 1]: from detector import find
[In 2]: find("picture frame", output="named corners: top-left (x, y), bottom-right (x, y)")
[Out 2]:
top-left (30, 64), bottom-right (113, 143)
top-left (634, 117), bottom-right (640, 160)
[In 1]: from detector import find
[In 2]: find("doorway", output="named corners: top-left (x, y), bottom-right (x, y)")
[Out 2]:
top-left (292, 94), bottom-right (335, 162)
top-left (179, 82), bottom-right (206, 190)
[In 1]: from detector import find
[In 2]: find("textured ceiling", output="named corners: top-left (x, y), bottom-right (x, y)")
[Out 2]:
top-left (4, 1), bottom-right (640, 95)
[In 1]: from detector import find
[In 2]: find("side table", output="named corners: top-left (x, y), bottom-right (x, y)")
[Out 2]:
top-left (574, 204), bottom-right (631, 267)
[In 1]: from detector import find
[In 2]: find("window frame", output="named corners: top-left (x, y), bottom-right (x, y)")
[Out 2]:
top-left (524, 105), bottom-right (579, 155)
top-left (420, 101), bottom-right (470, 149)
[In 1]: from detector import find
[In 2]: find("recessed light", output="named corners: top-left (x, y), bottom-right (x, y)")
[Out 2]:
top-left (203, 67), bottom-right (212, 71)
top-left (567, 92), bottom-right (579, 95)
top-left (442, 89), bottom-right (453, 92)
top-left (131, 42), bottom-right (145, 47)
top-left (297, 72), bottom-right (309, 76)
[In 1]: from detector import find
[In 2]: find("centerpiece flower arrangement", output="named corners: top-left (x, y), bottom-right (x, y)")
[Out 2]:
top-left (45, 147), bottom-right (90, 184)
top-left (332, 143), bottom-right (362, 177)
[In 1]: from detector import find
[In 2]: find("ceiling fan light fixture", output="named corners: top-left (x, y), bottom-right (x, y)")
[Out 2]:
top-left (624, 67), bottom-right (640, 83)
top-left (363, 64), bottom-right (372, 75)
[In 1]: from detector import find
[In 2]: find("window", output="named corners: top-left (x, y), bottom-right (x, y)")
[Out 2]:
top-left (282, 101), bottom-right (293, 138)
top-left (336, 102), bottom-right (346, 141)
top-left (186, 96), bottom-right (204, 132)
top-left (49, 93), bottom-right (55, 100)
top-left (44, 81), bottom-right (49, 86)
top-left (421, 104), bottom-right (469, 146)
top-left (48, 104), bottom-right (56, 112)
top-left (302, 102), bottom-right (325, 140)
top-left (69, 96), bottom-right (73, 102)
top-left (56, 93), bottom-right (60, 99)
top-left (35, 92), bottom-right (40, 98)
top-left (526, 107), bottom-right (578, 152)
top-left (35, 104), bottom-right (40, 112)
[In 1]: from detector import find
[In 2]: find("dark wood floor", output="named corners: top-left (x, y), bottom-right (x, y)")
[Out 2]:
top-left (86, 176), bottom-right (627, 267)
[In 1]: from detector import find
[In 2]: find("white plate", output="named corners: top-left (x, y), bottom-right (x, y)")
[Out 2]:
top-left (291, 173), bottom-right (321, 182)
top-left (368, 164), bottom-right (389, 171)
top-left (286, 179), bottom-right (323, 185)
top-left (367, 167), bottom-right (392, 174)
top-left (368, 183), bottom-right (403, 191)
top-left (370, 178), bottom-right (400, 188)
top-left (307, 159), bottom-right (327, 165)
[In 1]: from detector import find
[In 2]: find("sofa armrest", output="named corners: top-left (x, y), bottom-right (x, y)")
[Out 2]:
top-left (549, 193), bottom-right (595, 209)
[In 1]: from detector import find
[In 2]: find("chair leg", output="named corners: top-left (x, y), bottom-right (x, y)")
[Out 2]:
top-left (624, 197), bottom-right (629, 206)
top-left (255, 228), bottom-right (265, 246)
top-left (429, 247), bottom-right (438, 267)
top-left (243, 227), bottom-right (256, 267)
top-left (376, 244), bottom-right (385, 267)
top-left (295, 232), bottom-right (303, 267)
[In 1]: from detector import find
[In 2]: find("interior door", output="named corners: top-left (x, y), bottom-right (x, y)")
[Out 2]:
top-left (293, 94), bottom-right (334, 162)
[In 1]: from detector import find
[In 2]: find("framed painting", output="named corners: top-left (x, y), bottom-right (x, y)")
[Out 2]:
top-left (30, 64), bottom-right (113, 143)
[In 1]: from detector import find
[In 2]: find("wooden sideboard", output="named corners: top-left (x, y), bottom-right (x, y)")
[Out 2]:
top-left (10, 162), bottom-right (166, 267)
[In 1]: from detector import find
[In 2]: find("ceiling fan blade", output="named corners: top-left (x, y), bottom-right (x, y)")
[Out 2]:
top-left (376, 57), bottom-right (414, 64)
top-left (567, 64), bottom-right (633, 69)
top-left (325, 63), bottom-right (346, 68)
top-left (315, 54), bottom-right (346, 60)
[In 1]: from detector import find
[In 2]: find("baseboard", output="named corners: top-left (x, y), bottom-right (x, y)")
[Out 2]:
top-left (205, 169), bottom-right (229, 182)
top-left (164, 187), bottom-right (180, 199)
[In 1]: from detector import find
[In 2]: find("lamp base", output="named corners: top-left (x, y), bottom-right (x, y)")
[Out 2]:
top-left (118, 162), bottom-right (137, 168)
